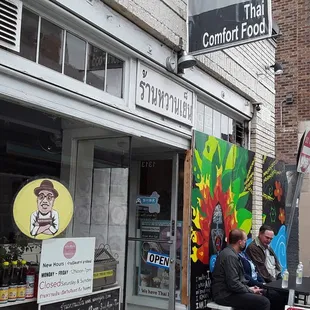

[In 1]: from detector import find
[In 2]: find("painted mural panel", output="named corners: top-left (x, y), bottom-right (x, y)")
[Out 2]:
top-left (190, 131), bottom-right (254, 310)
top-left (262, 156), bottom-right (287, 271)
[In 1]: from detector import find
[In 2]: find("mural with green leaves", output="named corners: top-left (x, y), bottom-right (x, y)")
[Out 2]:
top-left (190, 131), bottom-right (255, 310)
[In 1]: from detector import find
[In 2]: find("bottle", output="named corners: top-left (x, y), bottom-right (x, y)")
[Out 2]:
top-left (282, 269), bottom-right (289, 288)
top-left (17, 260), bottom-right (27, 301)
top-left (296, 262), bottom-right (303, 285)
top-left (25, 267), bottom-right (35, 299)
top-left (0, 262), bottom-right (10, 304)
top-left (8, 261), bottom-right (18, 302)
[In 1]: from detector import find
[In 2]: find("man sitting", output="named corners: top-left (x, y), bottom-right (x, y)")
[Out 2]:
top-left (211, 229), bottom-right (270, 310)
top-left (246, 225), bottom-right (287, 310)
top-left (246, 225), bottom-right (281, 283)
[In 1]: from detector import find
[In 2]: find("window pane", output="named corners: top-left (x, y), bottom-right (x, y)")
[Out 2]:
top-left (228, 118), bottom-right (235, 144)
top-left (39, 19), bottom-right (63, 72)
top-left (204, 106), bottom-right (213, 135)
top-left (20, 9), bottom-right (38, 62)
top-left (106, 54), bottom-right (124, 98)
top-left (213, 110), bottom-right (221, 138)
top-left (86, 44), bottom-right (106, 90)
top-left (221, 114), bottom-right (229, 141)
top-left (64, 32), bottom-right (86, 82)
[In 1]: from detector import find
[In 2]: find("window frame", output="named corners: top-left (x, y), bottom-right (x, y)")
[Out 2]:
top-left (16, 5), bottom-right (128, 101)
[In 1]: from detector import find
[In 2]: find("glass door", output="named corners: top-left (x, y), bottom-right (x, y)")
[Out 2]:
top-left (126, 154), bottom-right (182, 310)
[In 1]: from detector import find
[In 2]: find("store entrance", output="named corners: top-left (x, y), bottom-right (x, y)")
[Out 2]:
top-left (126, 153), bottom-right (184, 310)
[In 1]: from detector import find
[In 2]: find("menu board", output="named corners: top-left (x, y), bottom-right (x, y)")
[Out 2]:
top-left (39, 287), bottom-right (120, 310)
top-left (193, 271), bottom-right (211, 309)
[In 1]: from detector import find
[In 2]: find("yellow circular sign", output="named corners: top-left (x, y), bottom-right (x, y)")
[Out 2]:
top-left (13, 178), bottom-right (73, 240)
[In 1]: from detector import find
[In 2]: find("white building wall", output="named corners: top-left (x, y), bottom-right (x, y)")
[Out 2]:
top-left (101, 0), bottom-right (276, 235)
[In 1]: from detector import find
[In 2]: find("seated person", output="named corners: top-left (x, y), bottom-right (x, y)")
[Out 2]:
top-left (246, 225), bottom-right (287, 310)
top-left (211, 229), bottom-right (270, 310)
top-left (239, 251), bottom-right (265, 288)
top-left (246, 225), bottom-right (281, 283)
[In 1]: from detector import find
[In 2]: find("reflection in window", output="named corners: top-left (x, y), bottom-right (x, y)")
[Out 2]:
top-left (20, 9), bottom-right (38, 62)
top-left (64, 33), bottom-right (86, 82)
top-left (213, 110), bottom-right (221, 139)
top-left (39, 19), bottom-right (63, 72)
top-left (106, 54), bottom-right (124, 98)
top-left (228, 118), bottom-right (235, 144)
top-left (204, 106), bottom-right (213, 135)
top-left (87, 44), bottom-right (106, 90)
top-left (221, 114), bottom-right (229, 141)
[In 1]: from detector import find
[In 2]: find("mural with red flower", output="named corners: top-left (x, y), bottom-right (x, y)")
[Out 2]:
top-left (190, 131), bottom-right (255, 310)
top-left (274, 181), bottom-right (283, 202)
top-left (191, 132), bottom-right (254, 265)
top-left (262, 156), bottom-right (287, 271)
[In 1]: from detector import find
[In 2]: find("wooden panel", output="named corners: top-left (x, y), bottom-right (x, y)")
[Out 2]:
top-left (181, 149), bottom-right (192, 305)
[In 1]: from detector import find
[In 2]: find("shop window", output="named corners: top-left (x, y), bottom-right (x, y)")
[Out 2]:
top-left (6, 7), bottom-right (125, 99)
top-left (220, 114), bottom-right (229, 141)
top-left (64, 32), bottom-right (86, 82)
top-left (39, 18), bottom-right (63, 72)
top-left (204, 106), bottom-right (213, 135)
top-left (19, 8), bottom-right (39, 62)
top-left (196, 101), bottom-right (247, 147)
top-left (212, 110), bottom-right (221, 139)
top-left (87, 44), bottom-right (106, 90)
top-left (71, 137), bottom-right (131, 302)
top-left (106, 54), bottom-right (124, 98)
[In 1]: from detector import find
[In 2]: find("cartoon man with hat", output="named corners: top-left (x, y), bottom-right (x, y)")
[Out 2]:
top-left (30, 179), bottom-right (59, 237)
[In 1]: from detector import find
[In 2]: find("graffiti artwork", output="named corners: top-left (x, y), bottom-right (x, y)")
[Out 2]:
top-left (190, 131), bottom-right (254, 310)
top-left (262, 156), bottom-right (288, 271)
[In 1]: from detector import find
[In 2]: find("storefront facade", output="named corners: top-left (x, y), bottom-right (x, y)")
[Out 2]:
top-left (0, 0), bottom-right (277, 309)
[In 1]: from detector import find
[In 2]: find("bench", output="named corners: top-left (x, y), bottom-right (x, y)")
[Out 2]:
top-left (207, 301), bottom-right (234, 310)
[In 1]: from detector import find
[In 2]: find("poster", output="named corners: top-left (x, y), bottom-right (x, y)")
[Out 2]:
top-left (39, 287), bottom-right (120, 310)
top-left (190, 131), bottom-right (254, 310)
top-left (138, 220), bottom-right (182, 300)
top-left (188, 0), bottom-right (272, 55)
top-left (38, 237), bottom-right (95, 304)
top-left (262, 156), bottom-right (287, 271)
top-left (13, 178), bottom-right (74, 240)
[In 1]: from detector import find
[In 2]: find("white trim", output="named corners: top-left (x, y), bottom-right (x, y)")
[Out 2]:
top-left (0, 64), bottom-right (191, 150)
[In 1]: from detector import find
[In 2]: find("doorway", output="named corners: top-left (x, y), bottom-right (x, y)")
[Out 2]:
top-left (126, 153), bottom-right (184, 310)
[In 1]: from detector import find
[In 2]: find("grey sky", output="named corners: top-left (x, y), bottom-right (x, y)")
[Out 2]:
top-left (188, 0), bottom-right (246, 17)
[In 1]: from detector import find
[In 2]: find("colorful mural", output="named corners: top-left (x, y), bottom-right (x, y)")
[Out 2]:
top-left (190, 131), bottom-right (254, 310)
top-left (262, 156), bottom-right (287, 271)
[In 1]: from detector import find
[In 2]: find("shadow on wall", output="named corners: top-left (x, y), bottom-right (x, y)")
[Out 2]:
top-left (285, 166), bottom-right (299, 273)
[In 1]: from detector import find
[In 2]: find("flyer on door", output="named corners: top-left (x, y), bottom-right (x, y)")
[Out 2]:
top-left (38, 237), bottom-right (96, 304)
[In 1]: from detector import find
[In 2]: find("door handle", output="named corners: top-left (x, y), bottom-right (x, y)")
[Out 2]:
top-left (128, 237), bottom-right (172, 244)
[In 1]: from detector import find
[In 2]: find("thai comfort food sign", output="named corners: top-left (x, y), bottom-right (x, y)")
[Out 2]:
top-left (188, 0), bottom-right (272, 55)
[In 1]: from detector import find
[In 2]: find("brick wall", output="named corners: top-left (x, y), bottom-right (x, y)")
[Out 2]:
top-left (101, 0), bottom-right (276, 237)
top-left (273, 0), bottom-right (310, 271)
top-left (273, 0), bottom-right (310, 164)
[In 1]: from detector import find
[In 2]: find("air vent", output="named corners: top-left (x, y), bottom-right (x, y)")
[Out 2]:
top-left (0, 0), bottom-right (22, 52)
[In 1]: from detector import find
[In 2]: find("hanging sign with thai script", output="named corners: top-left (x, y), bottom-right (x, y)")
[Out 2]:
top-left (136, 62), bottom-right (194, 126)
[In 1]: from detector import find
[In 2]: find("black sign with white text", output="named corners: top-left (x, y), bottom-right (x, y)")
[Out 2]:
top-left (39, 288), bottom-right (120, 310)
top-left (188, 0), bottom-right (272, 55)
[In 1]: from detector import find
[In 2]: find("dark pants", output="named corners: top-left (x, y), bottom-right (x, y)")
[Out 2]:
top-left (265, 289), bottom-right (288, 310)
top-left (215, 293), bottom-right (270, 310)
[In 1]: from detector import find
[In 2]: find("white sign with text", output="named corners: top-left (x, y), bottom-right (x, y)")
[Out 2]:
top-left (38, 237), bottom-right (96, 304)
top-left (136, 62), bottom-right (194, 126)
